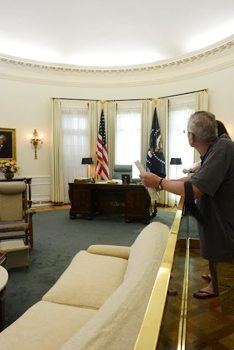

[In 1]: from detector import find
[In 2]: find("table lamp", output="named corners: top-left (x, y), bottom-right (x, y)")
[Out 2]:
top-left (170, 157), bottom-right (182, 206)
top-left (170, 157), bottom-right (182, 178)
top-left (81, 157), bottom-right (93, 178)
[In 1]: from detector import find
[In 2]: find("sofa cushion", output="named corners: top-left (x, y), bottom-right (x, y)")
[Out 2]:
top-left (87, 245), bottom-right (130, 259)
top-left (0, 301), bottom-right (96, 350)
top-left (43, 250), bottom-right (128, 309)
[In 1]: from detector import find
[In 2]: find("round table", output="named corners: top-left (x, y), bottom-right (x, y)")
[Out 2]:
top-left (0, 266), bottom-right (8, 331)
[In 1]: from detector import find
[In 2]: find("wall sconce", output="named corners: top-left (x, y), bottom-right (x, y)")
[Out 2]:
top-left (81, 157), bottom-right (93, 178)
top-left (31, 129), bottom-right (43, 160)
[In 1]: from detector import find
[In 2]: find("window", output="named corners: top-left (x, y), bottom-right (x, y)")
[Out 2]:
top-left (115, 102), bottom-right (141, 178)
top-left (61, 101), bottom-right (89, 202)
top-left (168, 95), bottom-right (195, 204)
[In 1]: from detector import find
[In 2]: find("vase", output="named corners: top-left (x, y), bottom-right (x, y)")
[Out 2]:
top-left (4, 171), bottom-right (14, 180)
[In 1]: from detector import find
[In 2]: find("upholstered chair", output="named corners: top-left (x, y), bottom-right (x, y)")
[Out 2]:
top-left (0, 181), bottom-right (35, 248)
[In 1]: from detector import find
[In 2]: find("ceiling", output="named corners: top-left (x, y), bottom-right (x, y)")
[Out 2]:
top-left (0, 0), bottom-right (233, 68)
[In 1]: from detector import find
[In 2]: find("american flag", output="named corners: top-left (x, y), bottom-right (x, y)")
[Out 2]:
top-left (146, 107), bottom-right (166, 178)
top-left (96, 110), bottom-right (109, 180)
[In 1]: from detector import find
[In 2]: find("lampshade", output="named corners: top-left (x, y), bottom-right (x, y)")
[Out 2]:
top-left (81, 157), bottom-right (93, 165)
top-left (170, 157), bottom-right (182, 165)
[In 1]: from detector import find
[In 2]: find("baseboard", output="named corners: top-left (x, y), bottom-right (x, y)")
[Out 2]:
top-left (32, 201), bottom-right (52, 207)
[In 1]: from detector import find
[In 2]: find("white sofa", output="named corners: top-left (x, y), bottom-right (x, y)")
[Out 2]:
top-left (0, 222), bottom-right (169, 350)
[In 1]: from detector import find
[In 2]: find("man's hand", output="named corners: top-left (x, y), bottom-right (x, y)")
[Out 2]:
top-left (140, 172), bottom-right (161, 190)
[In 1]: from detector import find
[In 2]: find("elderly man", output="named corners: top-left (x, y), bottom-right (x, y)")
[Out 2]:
top-left (0, 134), bottom-right (12, 158)
top-left (140, 111), bottom-right (234, 312)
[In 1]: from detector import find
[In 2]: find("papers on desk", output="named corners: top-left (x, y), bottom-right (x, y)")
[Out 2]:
top-left (95, 180), bottom-right (121, 185)
top-left (74, 177), bottom-right (92, 183)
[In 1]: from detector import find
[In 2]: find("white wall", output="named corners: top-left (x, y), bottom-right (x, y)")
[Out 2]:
top-left (0, 44), bottom-right (233, 202)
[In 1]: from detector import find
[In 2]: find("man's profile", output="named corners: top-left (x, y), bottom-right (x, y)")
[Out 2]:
top-left (0, 133), bottom-right (12, 158)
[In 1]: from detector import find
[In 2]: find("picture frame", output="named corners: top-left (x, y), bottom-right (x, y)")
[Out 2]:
top-left (122, 174), bottom-right (130, 184)
top-left (0, 128), bottom-right (16, 160)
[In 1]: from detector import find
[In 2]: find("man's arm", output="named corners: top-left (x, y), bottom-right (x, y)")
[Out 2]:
top-left (140, 172), bottom-right (203, 198)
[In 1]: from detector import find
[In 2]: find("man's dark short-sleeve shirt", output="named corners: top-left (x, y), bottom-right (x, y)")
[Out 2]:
top-left (191, 137), bottom-right (234, 261)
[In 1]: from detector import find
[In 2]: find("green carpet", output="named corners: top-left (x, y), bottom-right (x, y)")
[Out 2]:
top-left (4, 209), bottom-right (197, 327)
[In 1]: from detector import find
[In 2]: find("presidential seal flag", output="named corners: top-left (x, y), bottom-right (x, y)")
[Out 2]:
top-left (146, 107), bottom-right (166, 178)
top-left (96, 110), bottom-right (109, 180)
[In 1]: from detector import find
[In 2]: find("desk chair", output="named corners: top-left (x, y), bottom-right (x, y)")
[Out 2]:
top-left (113, 165), bottom-right (132, 181)
top-left (0, 181), bottom-right (35, 249)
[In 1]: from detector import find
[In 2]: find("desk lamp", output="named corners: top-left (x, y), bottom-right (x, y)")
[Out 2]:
top-left (170, 157), bottom-right (182, 206)
top-left (81, 157), bottom-right (93, 178)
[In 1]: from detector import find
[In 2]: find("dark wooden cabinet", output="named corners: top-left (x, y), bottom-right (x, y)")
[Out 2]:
top-left (68, 182), bottom-right (151, 223)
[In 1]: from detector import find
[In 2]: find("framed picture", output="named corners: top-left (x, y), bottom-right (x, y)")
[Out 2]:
top-left (122, 174), bottom-right (130, 184)
top-left (0, 128), bottom-right (16, 159)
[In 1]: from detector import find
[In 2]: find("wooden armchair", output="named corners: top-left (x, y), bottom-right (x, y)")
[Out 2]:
top-left (0, 181), bottom-right (35, 248)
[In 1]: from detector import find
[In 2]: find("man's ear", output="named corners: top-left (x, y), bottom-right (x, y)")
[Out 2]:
top-left (188, 132), bottom-right (194, 146)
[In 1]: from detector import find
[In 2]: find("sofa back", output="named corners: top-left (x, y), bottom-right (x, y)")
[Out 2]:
top-left (124, 221), bottom-right (170, 281)
top-left (61, 222), bottom-right (169, 350)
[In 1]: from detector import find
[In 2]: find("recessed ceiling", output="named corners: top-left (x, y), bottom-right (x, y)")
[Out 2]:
top-left (0, 0), bottom-right (233, 67)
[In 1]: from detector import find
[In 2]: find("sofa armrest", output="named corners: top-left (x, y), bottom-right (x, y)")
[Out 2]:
top-left (87, 245), bottom-right (130, 259)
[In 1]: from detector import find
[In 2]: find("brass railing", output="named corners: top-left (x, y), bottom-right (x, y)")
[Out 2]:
top-left (177, 235), bottom-right (190, 350)
top-left (134, 197), bottom-right (185, 350)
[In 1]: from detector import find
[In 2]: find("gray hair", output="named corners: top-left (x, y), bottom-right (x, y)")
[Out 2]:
top-left (187, 111), bottom-right (217, 142)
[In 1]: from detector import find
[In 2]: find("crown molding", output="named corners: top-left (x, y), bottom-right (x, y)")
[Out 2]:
top-left (0, 36), bottom-right (233, 87)
top-left (0, 37), bottom-right (233, 73)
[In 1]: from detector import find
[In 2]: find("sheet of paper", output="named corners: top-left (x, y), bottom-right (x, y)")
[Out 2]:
top-left (134, 160), bottom-right (158, 197)
top-left (134, 160), bottom-right (146, 174)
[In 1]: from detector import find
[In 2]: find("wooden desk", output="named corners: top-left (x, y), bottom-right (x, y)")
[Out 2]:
top-left (0, 177), bottom-right (32, 208)
top-left (69, 182), bottom-right (151, 224)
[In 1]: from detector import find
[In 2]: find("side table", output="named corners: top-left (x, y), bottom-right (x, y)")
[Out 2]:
top-left (0, 266), bottom-right (8, 331)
